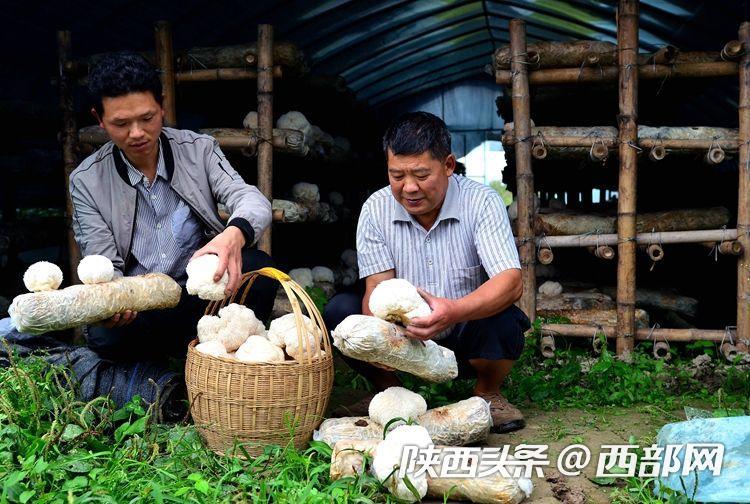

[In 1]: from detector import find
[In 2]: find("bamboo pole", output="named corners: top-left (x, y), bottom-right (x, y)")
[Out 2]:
top-left (645, 243), bottom-right (664, 262)
top-left (495, 42), bottom-right (705, 70)
top-left (702, 241), bottom-right (744, 255)
top-left (495, 41), bottom-right (616, 69)
top-left (154, 21), bottom-right (176, 127)
top-left (175, 66), bottom-right (282, 82)
top-left (495, 61), bottom-right (737, 85)
top-left (176, 41), bottom-right (306, 75)
top-left (57, 31), bottom-right (81, 287)
top-left (257, 25), bottom-right (274, 254)
top-left (509, 19), bottom-right (536, 322)
top-left (537, 247), bottom-right (554, 265)
top-left (616, 0), bottom-right (639, 356)
top-left (519, 228), bottom-right (738, 248)
top-left (648, 145), bottom-right (666, 161)
top-left (78, 125), bottom-right (308, 156)
top-left (540, 334), bottom-right (555, 358)
top-left (199, 128), bottom-right (306, 155)
top-left (501, 126), bottom-right (739, 151)
top-left (542, 323), bottom-right (730, 342)
top-left (589, 142), bottom-right (609, 161)
top-left (653, 341), bottom-right (671, 359)
top-left (704, 146), bottom-right (726, 165)
top-left (589, 245), bottom-right (615, 259)
top-left (720, 240), bottom-right (744, 255)
top-left (738, 22), bottom-right (750, 343)
top-left (722, 40), bottom-right (745, 61)
top-left (647, 45), bottom-right (678, 65)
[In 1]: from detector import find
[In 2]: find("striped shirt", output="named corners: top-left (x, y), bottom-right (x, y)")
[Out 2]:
top-left (123, 142), bottom-right (204, 281)
top-left (357, 175), bottom-right (520, 336)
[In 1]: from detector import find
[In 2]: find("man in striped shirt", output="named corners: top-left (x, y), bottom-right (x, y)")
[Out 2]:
top-left (325, 112), bottom-right (530, 433)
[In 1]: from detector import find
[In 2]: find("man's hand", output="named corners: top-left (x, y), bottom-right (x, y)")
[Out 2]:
top-left (404, 289), bottom-right (459, 341)
top-left (191, 227), bottom-right (246, 296)
top-left (100, 310), bottom-right (137, 329)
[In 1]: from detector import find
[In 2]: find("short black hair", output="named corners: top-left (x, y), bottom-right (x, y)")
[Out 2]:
top-left (382, 111), bottom-right (451, 161)
top-left (88, 52), bottom-right (162, 116)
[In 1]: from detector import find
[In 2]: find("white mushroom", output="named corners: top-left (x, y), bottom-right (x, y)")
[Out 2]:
top-left (276, 111), bottom-right (312, 142)
top-left (368, 386), bottom-right (427, 428)
top-left (23, 261), bottom-right (63, 292)
top-left (195, 340), bottom-right (231, 359)
top-left (77, 255), bottom-right (114, 285)
top-left (196, 303), bottom-right (264, 351)
top-left (288, 268), bottom-right (314, 289)
top-left (292, 182), bottom-right (320, 204)
top-left (311, 266), bottom-right (334, 284)
top-left (186, 254), bottom-right (228, 301)
top-left (267, 312), bottom-right (322, 359)
top-left (538, 280), bottom-right (563, 296)
top-left (369, 278), bottom-right (431, 326)
top-left (242, 111), bottom-right (258, 129)
top-left (235, 335), bottom-right (285, 363)
top-left (372, 425), bottom-right (432, 502)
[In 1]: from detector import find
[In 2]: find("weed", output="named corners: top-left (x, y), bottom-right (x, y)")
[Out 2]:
top-left (0, 357), bottom-right (400, 503)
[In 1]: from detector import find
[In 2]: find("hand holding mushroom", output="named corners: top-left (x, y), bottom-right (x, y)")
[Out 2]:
top-left (188, 226), bottom-right (246, 297)
top-left (403, 289), bottom-right (458, 341)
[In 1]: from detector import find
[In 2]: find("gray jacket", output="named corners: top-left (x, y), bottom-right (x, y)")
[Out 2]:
top-left (69, 127), bottom-right (271, 273)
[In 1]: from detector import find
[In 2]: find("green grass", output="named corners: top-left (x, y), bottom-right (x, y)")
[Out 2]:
top-left (381, 323), bottom-right (750, 412)
top-left (0, 355), bottom-right (398, 503)
top-left (2, 313), bottom-right (748, 503)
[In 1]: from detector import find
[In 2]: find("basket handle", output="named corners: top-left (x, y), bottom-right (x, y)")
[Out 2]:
top-left (205, 267), bottom-right (330, 365)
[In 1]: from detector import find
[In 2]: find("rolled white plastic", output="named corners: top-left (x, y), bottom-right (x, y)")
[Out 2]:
top-left (332, 315), bottom-right (458, 382)
top-left (9, 273), bottom-right (182, 334)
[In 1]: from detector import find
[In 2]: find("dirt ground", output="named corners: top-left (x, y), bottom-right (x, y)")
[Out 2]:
top-left (327, 386), bottom-right (685, 503)
top-left (488, 405), bottom-right (681, 503)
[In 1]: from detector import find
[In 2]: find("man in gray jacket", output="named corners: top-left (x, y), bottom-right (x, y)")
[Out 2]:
top-left (70, 53), bottom-right (275, 361)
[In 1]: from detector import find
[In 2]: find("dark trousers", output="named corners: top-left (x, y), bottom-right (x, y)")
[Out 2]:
top-left (86, 249), bottom-right (277, 362)
top-left (323, 292), bottom-right (530, 379)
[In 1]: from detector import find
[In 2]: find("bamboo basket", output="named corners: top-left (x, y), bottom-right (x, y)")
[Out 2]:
top-left (185, 267), bottom-right (334, 456)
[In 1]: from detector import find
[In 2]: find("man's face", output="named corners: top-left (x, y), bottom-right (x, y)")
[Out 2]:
top-left (97, 91), bottom-right (164, 163)
top-left (387, 149), bottom-right (455, 225)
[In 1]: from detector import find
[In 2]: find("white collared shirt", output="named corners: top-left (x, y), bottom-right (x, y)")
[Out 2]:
top-left (356, 174), bottom-right (520, 302)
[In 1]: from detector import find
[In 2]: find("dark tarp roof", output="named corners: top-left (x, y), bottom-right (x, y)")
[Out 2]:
top-left (3, 1), bottom-right (750, 108)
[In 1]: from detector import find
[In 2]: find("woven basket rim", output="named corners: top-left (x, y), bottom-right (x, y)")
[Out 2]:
top-left (202, 267), bottom-right (331, 363)
top-left (187, 338), bottom-right (332, 366)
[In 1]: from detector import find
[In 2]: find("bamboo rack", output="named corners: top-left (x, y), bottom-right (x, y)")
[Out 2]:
top-left (64, 21), bottom-right (322, 258)
top-left (500, 5), bottom-right (750, 354)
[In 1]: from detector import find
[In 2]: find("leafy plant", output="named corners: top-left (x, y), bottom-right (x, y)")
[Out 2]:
top-left (489, 180), bottom-right (514, 206)
top-left (501, 317), bottom-right (750, 410)
top-left (0, 356), bottom-right (403, 503)
top-left (305, 285), bottom-right (329, 314)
